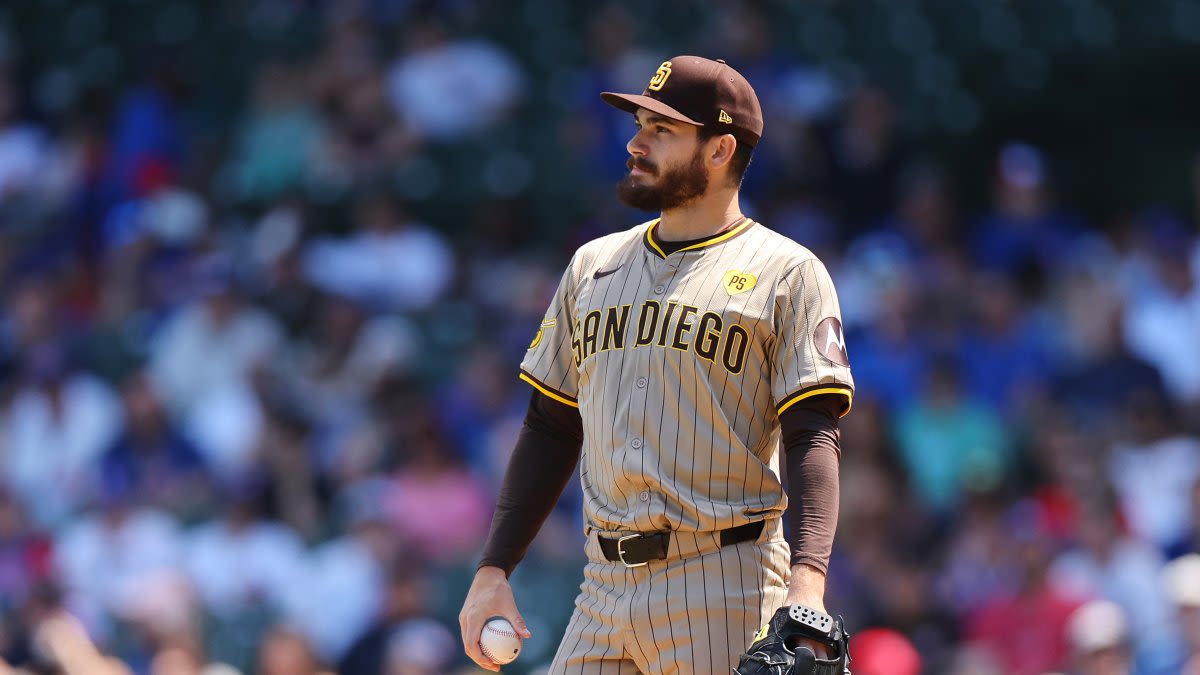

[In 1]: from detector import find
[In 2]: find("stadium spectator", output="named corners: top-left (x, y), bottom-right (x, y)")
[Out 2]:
top-left (52, 482), bottom-right (184, 635)
top-left (1166, 479), bottom-right (1200, 559)
top-left (302, 191), bottom-right (456, 312)
top-left (338, 557), bottom-right (455, 675)
top-left (228, 64), bottom-right (327, 204)
top-left (279, 292), bottom-right (418, 433)
top-left (148, 254), bottom-right (281, 474)
top-left (385, 20), bottom-right (525, 141)
top-left (184, 477), bottom-right (306, 622)
top-left (99, 371), bottom-right (211, 518)
top-left (964, 501), bottom-right (1081, 675)
top-left (1106, 394), bottom-right (1200, 551)
top-left (893, 356), bottom-right (1011, 514)
top-left (1121, 220), bottom-right (1200, 407)
top-left (256, 627), bottom-right (330, 675)
top-left (1164, 555), bottom-right (1200, 673)
top-left (382, 421), bottom-right (489, 563)
top-left (0, 490), bottom-right (51, 615)
top-left (1065, 600), bottom-right (1135, 675)
top-left (286, 503), bottom-right (388, 661)
top-left (956, 272), bottom-right (1052, 415)
top-left (0, 70), bottom-right (58, 216)
top-left (971, 142), bottom-right (1085, 275)
top-left (2, 341), bottom-right (122, 528)
top-left (1049, 503), bottom-right (1182, 669)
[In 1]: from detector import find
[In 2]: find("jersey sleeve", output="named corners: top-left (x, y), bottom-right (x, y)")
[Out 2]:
top-left (519, 257), bottom-right (581, 408)
top-left (771, 259), bottom-right (855, 417)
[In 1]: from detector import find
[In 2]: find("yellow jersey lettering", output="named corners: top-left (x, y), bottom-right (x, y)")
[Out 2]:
top-left (694, 312), bottom-right (723, 361)
top-left (657, 301), bottom-right (679, 347)
top-left (571, 300), bottom-right (750, 375)
top-left (671, 305), bottom-right (699, 350)
top-left (601, 305), bottom-right (632, 351)
top-left (635, 301), bottom-right (661, 347)
top-left (722, 324), bottom-right (750, 374)
top-left (581, 310), bottom-right (601, 361)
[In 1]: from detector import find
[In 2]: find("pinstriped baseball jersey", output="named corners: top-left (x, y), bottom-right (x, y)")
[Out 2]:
top-left (520, 217), bottom-right (853, 537)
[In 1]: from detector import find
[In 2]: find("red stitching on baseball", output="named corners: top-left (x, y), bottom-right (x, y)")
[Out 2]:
top-left (486, 624), bottom-right (520, 639)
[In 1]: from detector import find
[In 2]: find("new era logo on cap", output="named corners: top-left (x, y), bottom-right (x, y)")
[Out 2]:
top-left (600, 55), bottom-right (763, 147)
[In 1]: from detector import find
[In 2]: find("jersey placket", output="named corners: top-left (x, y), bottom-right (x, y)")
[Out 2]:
top-left (620, 247), bottom-right (686, 531)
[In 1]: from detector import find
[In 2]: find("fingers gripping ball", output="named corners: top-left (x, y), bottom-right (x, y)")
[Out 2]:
top-left (480, 616), bottom-right (522, 666)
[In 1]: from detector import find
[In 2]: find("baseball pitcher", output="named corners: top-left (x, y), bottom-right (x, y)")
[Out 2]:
top-left (460, 55), bottom-right (853, 675)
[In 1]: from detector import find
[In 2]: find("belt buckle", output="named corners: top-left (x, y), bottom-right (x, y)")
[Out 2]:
top-left (617, 534), bottom-right (647, 568)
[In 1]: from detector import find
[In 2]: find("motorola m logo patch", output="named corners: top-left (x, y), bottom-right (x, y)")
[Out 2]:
top-left (814, 317), bottom-right (849, 366)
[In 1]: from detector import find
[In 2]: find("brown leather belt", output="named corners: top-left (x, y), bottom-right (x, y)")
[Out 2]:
top-left (597, 520), bottom-right (765, 567)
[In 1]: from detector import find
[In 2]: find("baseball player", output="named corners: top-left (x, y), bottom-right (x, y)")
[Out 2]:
top-left (460, 55), bottom-right (854, 674)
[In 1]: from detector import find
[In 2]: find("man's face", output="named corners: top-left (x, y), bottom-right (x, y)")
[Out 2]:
top-left (617, 108), bottom-right (710, 211)
top-left (1181, 605), bottom-right (1200, 652)
top-left (1076, 646), bottom-right (1132, 675)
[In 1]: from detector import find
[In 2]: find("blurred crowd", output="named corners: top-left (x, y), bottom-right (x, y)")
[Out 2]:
top-left (0, 1), bottom-right (1198, 674)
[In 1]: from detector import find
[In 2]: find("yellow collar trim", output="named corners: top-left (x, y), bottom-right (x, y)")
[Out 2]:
top-left (644, 217), bottom-right (754, 258)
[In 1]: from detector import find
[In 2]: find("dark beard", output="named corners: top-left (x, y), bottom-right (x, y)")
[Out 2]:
top-left (616, 150), bottom-right (709, 211)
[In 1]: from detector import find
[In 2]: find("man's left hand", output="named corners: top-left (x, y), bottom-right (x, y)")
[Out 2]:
top-left (733, 606), bottom-right (850, 675)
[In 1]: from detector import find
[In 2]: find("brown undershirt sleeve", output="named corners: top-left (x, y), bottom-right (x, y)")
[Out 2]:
top-left (478, 390), bottom-right (584, 577)
top-left (780, 394), bottom-right (844, 574)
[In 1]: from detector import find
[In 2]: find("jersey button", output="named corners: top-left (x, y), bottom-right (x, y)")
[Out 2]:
top-left (639, 491), bottom-right (650, 502)
top-left (653, 285), bottom-right (665, 294)
top-left (630, 438), bottom-right (642, 449)
top-left (636, 377), bottom-right (647, 388)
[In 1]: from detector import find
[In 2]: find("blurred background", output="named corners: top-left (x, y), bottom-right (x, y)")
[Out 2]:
top-left (0, 0), bottom-right (1198, 674)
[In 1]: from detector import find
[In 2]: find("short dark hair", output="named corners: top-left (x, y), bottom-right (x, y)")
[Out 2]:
top-left (697, 127), bottom-right (755, 187)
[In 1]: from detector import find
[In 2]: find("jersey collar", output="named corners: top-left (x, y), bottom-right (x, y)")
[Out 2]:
top-left (642, 217), bottom-right (755, 259)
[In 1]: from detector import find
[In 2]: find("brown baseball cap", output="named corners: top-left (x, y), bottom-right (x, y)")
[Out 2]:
top-left (601, 56), bottom-right (764, 147)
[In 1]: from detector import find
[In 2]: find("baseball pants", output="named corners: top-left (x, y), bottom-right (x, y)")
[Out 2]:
top-left (548, 519), bottom-right (790, 675)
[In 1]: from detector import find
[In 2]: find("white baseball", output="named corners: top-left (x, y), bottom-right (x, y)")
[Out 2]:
top-left (479, 616), bottom-right (522, 665)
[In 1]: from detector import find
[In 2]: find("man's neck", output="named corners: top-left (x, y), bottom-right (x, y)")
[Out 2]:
top-left (656, 188), bottom-right (743, 242)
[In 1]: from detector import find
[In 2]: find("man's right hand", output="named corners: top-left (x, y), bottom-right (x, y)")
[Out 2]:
top-left (459, 566), bottom-right (533, 672)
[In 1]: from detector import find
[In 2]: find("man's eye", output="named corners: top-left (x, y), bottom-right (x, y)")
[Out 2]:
top-left (656, 126), bottom-right (669, 133)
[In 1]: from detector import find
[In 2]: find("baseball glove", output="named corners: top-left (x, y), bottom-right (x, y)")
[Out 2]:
top-left (733, 605), bottom-right (850, 675)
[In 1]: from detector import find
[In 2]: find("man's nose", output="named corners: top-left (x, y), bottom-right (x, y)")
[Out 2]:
top-left (627, 131), bottom-right (649, 156)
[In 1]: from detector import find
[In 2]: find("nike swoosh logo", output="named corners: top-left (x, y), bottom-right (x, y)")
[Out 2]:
top-left (593, 266), bottom-right (622, 279)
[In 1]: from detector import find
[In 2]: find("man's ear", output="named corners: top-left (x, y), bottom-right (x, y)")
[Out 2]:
top-left (708, 134), bottom-right (737, 169)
